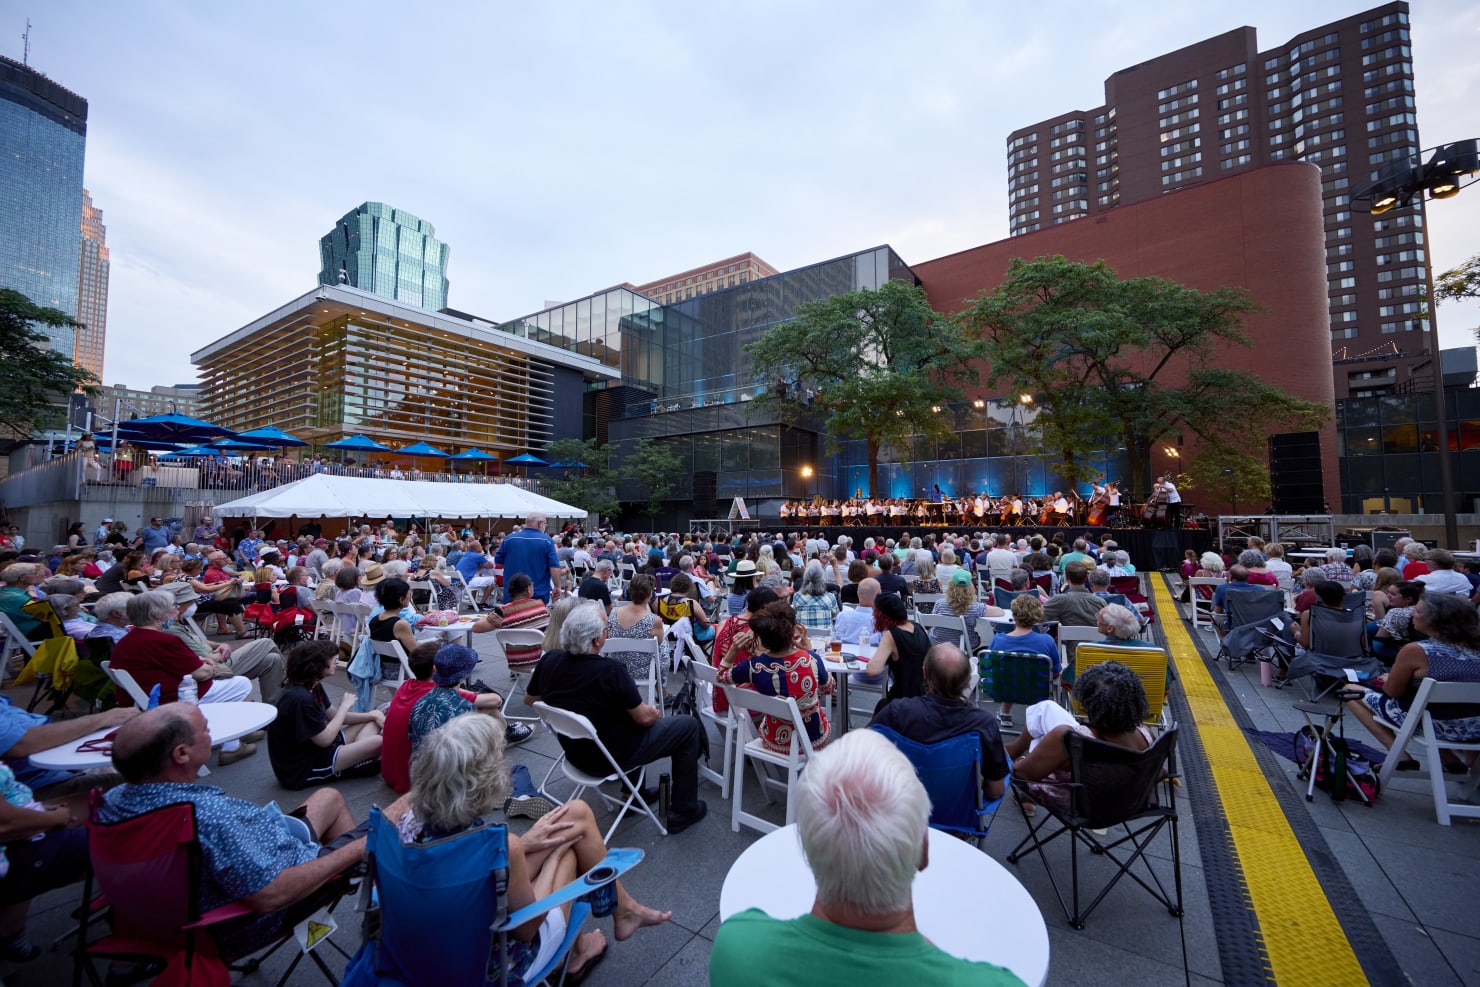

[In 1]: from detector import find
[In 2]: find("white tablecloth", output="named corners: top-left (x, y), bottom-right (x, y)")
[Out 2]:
top-left (30, 701), bottom-right (279, 771)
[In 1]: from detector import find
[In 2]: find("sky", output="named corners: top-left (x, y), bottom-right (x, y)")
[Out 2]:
top-left (10, 0), bottom-right (1480, 388)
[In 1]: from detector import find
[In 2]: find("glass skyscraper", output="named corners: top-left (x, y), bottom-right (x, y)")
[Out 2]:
top-left (0, 55), bottom-right (86, 357)
top-left (75, 188), bottom-right (109, 381)
top-left (318, 202), bottom-right (450, 310)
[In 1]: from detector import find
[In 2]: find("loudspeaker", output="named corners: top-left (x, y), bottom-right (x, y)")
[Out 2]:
top-left (692, 471), bottom-right (717, 516)
top-left (1371, 529), bottom-right (1411, 553)
top-left (1269, 432), bottom-right (1325, 514)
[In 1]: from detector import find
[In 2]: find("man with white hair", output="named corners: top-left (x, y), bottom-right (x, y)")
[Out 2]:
top-left (710, 729), bottom-right (1023, 985)
top-left (526, 601), bottom-right (707, 833)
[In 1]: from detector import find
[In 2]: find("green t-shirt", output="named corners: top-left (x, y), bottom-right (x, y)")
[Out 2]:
top-left (709, 909), bottom-right (1026, 987)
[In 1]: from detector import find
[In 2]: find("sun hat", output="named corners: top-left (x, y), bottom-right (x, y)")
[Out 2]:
top-left (361, 562), bottom-right (387, 586)
top-left (164, 581), bottom-right (201, 605)
top-left (733, 559), bottom-right (758, 578)
top-left (432, 644), bottom-right (480, 687)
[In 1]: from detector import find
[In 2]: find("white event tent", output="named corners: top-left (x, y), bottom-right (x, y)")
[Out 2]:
top-left (212, 473), bottom-right (586, 521)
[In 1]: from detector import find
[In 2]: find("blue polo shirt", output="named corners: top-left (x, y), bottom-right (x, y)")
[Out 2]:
top-left (455, 552), bottom-right (491, 584)
top-left (494, 528), bottom-right (561, 602)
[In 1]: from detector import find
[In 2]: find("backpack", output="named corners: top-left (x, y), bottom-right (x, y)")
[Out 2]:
top-left (1294, 726), bottom-right (1380, 803)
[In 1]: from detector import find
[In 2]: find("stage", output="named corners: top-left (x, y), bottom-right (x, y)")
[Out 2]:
top-left (719, 523), bottom-right (1215, 572)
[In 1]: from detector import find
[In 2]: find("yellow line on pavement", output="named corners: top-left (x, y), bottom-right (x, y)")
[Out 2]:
top-left (1152, 577), bottom-right (1367, 986)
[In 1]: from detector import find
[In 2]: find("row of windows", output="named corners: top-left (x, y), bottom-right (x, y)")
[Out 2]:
top-left (1377, 266), bottom-right (1424, 283)
top-left (1162, 167), bottom-right (1202, 186)
top-left (1217, 108), bottom-right (1249, 126)
top-left (1361, 11), bottom-right (1408, 33)
top-left (1156, 79), bottom-right (1197, 100)
top-left (1160, 137), bottom-right (1200, 156)
top-left (1362, 28), bottom-right (1410, 51)
top-left (1215, 62), bottom-right (1246, 80)
top-left (1374, 231), bottom-right (1423, 249)
top-left (1217, 93), bottom-right (1248, 110)
top-left (1048, 132), bottom-right (1083, 148)
top-left (1162, 152), bottom-right (1202, 170)
top-left (1160, 123), bottom-right (1200, 143)
top-left (1381, 319), bottom-right (1428, 334)
top-left (1363, 60), bottom-right (1411, 84)
top-left (1007, 133), bottom-right (1037, 149)
top-left (1215, 79), bottom-right (1246, 96)
top-left (1221, 154), bottom-right (1253, 170)
top-left (1365, 77), bottom-right (1413, 99)
top-left (1158, 93), bottom-right (1198, 113)
top-left (1221, 123), bottom-right (1250, 139)
top-left (1159, 109), bottom-right (1199, 128)
top-left (1048, 119), bottom-right (1083, 135)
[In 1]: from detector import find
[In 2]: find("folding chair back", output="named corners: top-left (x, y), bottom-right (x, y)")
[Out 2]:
top-left (1308, 605), bottom-right (1367, 657)
top-left (1064, 727), bottom-right (1179, 829)
top-left (1223, 587), bottom-right (1286, 629)
top-left (1372, 678), bottom-right (1480, 825)
top-left (100, 660), bottom-right (152, 708)
top-left (912, 592), bottom-right (945, 616)
top-left (726, 686), bottom-right (814, 833)
top-left (995, 588), bottom-right (1037, 610)
top-left (1109, 576), bottom-right (1145, 602)
top-left (915, 610), bottom-right (971, 650)
top-left (979, 650), bottom-right (1054, 707)
top-left (88, 799), bottom-right (207, 941)
top-left (870, 724), bottom-right (1002, 842)
top-left (1071, 644), bottom-right (1170, 729)
top-left (532, 702), bottom-right (668, 840)
top-left (1030, 572), bottom-right (1054, 595)
top-left (682, 640), bottom-right (734, 796)
top-left (600, 636), bottom-right (660, 706)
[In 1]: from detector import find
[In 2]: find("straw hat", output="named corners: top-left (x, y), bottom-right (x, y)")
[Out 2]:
top-left (361, 562), bottom-right (387, 586)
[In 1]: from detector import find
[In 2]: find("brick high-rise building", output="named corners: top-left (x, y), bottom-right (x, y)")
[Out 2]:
top-left (75, 188), bottom-right (108, 381)
top-left (1006, 2), bottom-right (1429, 400)
top-left (633, 252), bottom-right (779, 305)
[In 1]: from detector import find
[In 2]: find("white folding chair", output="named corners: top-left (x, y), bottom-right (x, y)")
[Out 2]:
top-left (449, 570), bottom-right (479, 613)
top-left (0, 611), bottom-right (37, 679)
top-left (100, 661), bottom-right (150, 708)
top-left (490, 628), bottom-right (545, 727)
top-left (1373, 679), bottom-right (1480, 826)
top-left (1188, 577), bottom-right (1223, 632)
top-left (310, 599), bottom-right (337, 641)
top-left (726, 688), bottom-right (816, 835)
top-left (333, 602), bottom-right (373, 653)
top-left (600, 637), bottom-right (662, 708)
top-left (1056, 624), bottom-right (1104, 695)
top-left (407, 577), bottom-right (434, 614)
top-left (369, 638), bottom-right (414, 701)
top-left (682, 636), bottom-right (734, 798)
top-left (912, 592), bottom-right (945, 617)
top-left (532, 701), bottom-right (668, 841)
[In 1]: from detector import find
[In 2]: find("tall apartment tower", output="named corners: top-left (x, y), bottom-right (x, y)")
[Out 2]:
top-left (318, 202), bottom-right (450, 311)
top-left (1006, 2), bottom-right (1427, 400)
top-left (75, 188), bottom-right (109, 380)
top-left (0, 55), bottom-right (87, 357)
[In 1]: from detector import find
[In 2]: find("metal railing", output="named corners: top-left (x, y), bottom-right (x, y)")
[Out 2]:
top-left (0, 451), bottom-right (81, 506)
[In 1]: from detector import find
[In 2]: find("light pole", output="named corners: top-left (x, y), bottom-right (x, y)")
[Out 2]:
top-left (1353, 138), bottom-right (1478, 549)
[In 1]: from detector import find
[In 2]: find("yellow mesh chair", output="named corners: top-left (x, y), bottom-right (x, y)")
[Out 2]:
top-left (1070, 643), bottom-right (1171, 730)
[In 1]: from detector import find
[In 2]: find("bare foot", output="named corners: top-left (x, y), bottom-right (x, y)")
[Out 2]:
top-left (565, 930), bottom-right (607, 977)
top-left (613, 899), bottom-right (671, 942)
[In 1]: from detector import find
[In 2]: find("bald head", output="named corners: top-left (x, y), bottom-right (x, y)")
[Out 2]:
top-left (857, 577), bottom-right (881, 607)
top-left (924, 643), bottom-right (971, 699)
top-left (112, 704), bottom-right (206, 783)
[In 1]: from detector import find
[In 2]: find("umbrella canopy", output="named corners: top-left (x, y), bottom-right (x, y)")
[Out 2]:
top-left (549, 460), bottom-right (589, 468)
top-left (449, 448), bottom-right (499, 461)
top-left (161, 445), bottom-right (223, 459)
top-left (211, 437), bottom-right (277, 451)
top-left (394, 441), bottom-right (450, 458)
top-left (325, 434), bottom-right (392, 452)
top-left (116, 412), bottom-right (235, 442)
top-left (235, 426), bottom-right (309, 448)
top-left (505, 453), bottom-right (548, 465)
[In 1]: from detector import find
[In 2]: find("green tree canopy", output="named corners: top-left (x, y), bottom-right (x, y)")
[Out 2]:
top-left (967, 256), bottom-right (1326, 500)
top-left (624, 438), bottom-right (684, 522)
top-left (1434, 253), bottom-right (1480, 304)
top-left (745, 278), bottom-right (983, 494)
top-left (541, 437), bottom-right (620, 526)
top-left (0, 289), bottom-right (96, 436)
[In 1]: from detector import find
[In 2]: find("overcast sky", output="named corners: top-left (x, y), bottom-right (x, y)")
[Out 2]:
top-left (13, 0), bottom-right (1480, 388)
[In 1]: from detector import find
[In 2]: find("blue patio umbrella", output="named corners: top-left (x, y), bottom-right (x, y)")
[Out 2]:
top-left (161, 445), bottom-right (222, 460)
top-left (394, 442), bottom-right (449, 458)
top-left (115, 412), bottom-right (235, 443)
top-left (211, 437), bottom-right (277, 451)
top-left (505, 453), bottom-right (548, 465)
top-left (325, 434), bottom-right (392, 452)
top-left (235, 426), bottom-right (309, 448)
top-left (450, 448), bottom-right (499, 476)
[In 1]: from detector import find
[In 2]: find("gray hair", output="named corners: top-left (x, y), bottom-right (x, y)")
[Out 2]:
top-left (1237, 549), bottom-right (1264, 569)
top-left (543, 595), bottom-right (586, 652)
top-left (1326, 547), bottom-right (1347, 563)
top-left (408, 713), bottom-right (510, 835)
top-left (41, 576), bottom-right (86, 597)
top-left (126, 590), bottom-right (176, 626)
top-left (799, 560), bottom-right (828, 596)
top-left (321, 558), bottom-right (344, 579)
top-left (93, 592), bottom-right (133, 622)
top-left (48, 593), bottom-right (79, 620)
top-left (1402, 542), bottom-right (1427, 561)
top-left (1198, 552), bottom-right (1224, 573)
top-left (559, 600), bottom-right (607, 654)
top-left (1098, 603), bottom-right (1140, 639)
top-left (915, 557), bottom-right (936, 581)
top-left (593, 558), bottom-right (614, 575)
top-left (1301, 569), bottom-right (1325, 588)
top-left (1087, 568), bottom-right (1111, 589)
top-left (797, 730), bottom-right (929, 914)
top-left (1009, 569), bottom-right (1030, 590)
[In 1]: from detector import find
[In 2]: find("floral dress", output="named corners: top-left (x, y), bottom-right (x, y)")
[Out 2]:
top-left (1362, 640), bottom-right (1480, 742)
top-left (605, 609), bottom-right (661, 682)
top-left (722, 648), bottom-right (832, 753)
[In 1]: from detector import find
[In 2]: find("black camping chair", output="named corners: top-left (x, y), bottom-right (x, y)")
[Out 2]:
top-left (1216, 588), bottom-right (1288, 672)
top-left (1006, 727), bottom-right (1182, 930)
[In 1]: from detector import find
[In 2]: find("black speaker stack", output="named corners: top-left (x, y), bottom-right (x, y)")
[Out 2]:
top-left (1268, 432), bottom-right (1325, 514)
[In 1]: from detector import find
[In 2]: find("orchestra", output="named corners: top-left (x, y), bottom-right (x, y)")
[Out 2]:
top-left (777, 477), bottom-right (1185, 529)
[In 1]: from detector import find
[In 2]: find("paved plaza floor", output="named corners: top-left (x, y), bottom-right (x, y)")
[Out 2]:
top-left (5, 574), bottom-right (1478, 985)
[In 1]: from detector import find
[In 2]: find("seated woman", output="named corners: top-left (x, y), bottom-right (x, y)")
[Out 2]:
top-left (501, 573), bottom-right (551, 632)
top-left (1295, 580), bottom-right (1348, 648)
top-left (788, 562), bottom-right (838, 642)
top-left (1006, 660), bottom-right (1153, 811)
top-left (0, 759), bottom-right (89, 961)
top-left (1366, 567), bottom-right (1403, 624)
top-left (367, 577), bottom-right (421, 675)
top-left (1371, 580), bottom-right (1425, 662)
top-left (985, 593), bottom-right (1058, 731)
top-left (604, 575), bottom-right (664, 684)
top-left (837, 559), bottom-right (869, 607)
top-left (712, 587), bottom-right (780, 716)
top-left (393, 714), bottom-right (671, 982)
top-left (267, 639), bottom-right (383, 789)
top-left (726, 561), bottom-right (758, 616)
top-left (1096, 603), bottom-right (1151, 648)
top-left (1240, 549), bottom-right (1279, 587)
top-left (912, 556), bottom-right (941, 601)
top-left (656, 573), bottom-right (713, 645)
top-left (720, 601), bottom-right (833, 753)
top-left (929, 569), bottom-right (1000, 654)
top-left (863, 593), bottom-right (931, 714)
top-left (422, 555), bottom-right (464, 612)
top-left (1347, 593), bottom-right (1480, 773)
top-left (47, 593), bottom-right (93, 644)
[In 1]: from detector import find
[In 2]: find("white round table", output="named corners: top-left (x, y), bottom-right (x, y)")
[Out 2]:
top-left (810, 641), bottom-right (868, 735)
top-left (416, 617), bottom-right (478, 649)
top-left (29, 701), bottom-right (280, 771)
top-left (719, 824), bottom-right (1050, 987)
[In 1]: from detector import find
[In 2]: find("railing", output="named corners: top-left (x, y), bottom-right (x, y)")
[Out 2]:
top-left (0, 451), bottom-right (547, 508)
top-left (625, 383), bottom-right (769, 418)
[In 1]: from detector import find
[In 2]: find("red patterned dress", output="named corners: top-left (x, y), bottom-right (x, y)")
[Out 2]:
top-left (722, 648), bottom-right (833, 753)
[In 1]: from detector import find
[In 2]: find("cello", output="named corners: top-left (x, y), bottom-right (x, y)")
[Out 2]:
top-left (1085, 477), bottom-right (1119, 527)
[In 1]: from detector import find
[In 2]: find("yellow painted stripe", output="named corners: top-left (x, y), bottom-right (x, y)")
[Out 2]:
top-left (1152, 577), bottom-right (1368, 986)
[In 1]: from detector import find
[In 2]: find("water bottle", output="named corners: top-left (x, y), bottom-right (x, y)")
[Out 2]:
top-left (179, 675), bottom-right (198, 705)
top-left (658, 773), bottom-right (671, 817)
top-left (147, 684), bottom-right (161, 709)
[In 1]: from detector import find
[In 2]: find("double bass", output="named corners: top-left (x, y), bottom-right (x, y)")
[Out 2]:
top-left (1085, 478), bottom-right (1119, 527)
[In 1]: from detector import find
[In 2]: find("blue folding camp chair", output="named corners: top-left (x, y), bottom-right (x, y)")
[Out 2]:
top-left (870, 724), bottom-right (1009, 845)
top-left (341, 806), bottom-right (642, 987)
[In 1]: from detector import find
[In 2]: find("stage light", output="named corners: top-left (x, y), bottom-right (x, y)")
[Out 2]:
top-left (801, 466), bottom-right (813, 478)
top-left (1430, 181), bottom-right (1461, 199)
top-left (1020, 394), bottom-right (1033, 405)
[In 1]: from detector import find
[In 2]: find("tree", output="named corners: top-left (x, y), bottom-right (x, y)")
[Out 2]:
top-left (967, 257), bottom-right (1327, 499)
top-left (541, 438), bottom-right (620, 526)
top-left (745, 278), bottom-right (983, 494)
top-left (0, 289), bottom-right (97, 436)
top-left (1434, 253), bottom-right (1480, 304)
top-left (624, 438), bottom-right (683, 522)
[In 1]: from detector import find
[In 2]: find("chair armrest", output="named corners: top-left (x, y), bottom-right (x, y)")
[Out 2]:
top-left (182, 901), bottom-right (256, 929)
top-left (496, 848), bottom-right (643, 932)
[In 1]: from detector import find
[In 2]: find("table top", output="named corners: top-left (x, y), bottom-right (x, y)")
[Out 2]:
top-left (719, 824), bottom-right (1050, 987)
top-left (29, 701), bottom-right (279, 771)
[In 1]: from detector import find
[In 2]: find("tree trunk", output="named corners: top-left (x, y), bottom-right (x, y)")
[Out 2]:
top-left (867, 437), bottom-right (881, 499)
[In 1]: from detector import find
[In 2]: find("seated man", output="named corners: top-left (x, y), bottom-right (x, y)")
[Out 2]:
top-left (381, 641), bottom-right (509, 796)
top-left (710, 729), bottom-right (1024, 986)
top-left (833, 577), bottom-right (880, 647)
top-left (1212, 564), bottom-right (1266, 629)
top-left (526, 601), bottom-right (707, 833)
top-left (159, 582), bottom-right (286, 702)
top-left (97, 705), bottom-right (379, 960)
top-left (872, 643), bottom-right (1009, 799)
top-left (1042, 562), bottom-right (1105, 627)
top-left (578, 560), bottom-right (615, 611)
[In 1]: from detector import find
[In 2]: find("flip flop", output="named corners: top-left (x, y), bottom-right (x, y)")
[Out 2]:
top-left (564, 940), bottom-right (609, 985)
top-left (1394, 758), bottom-right (1420, 772)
